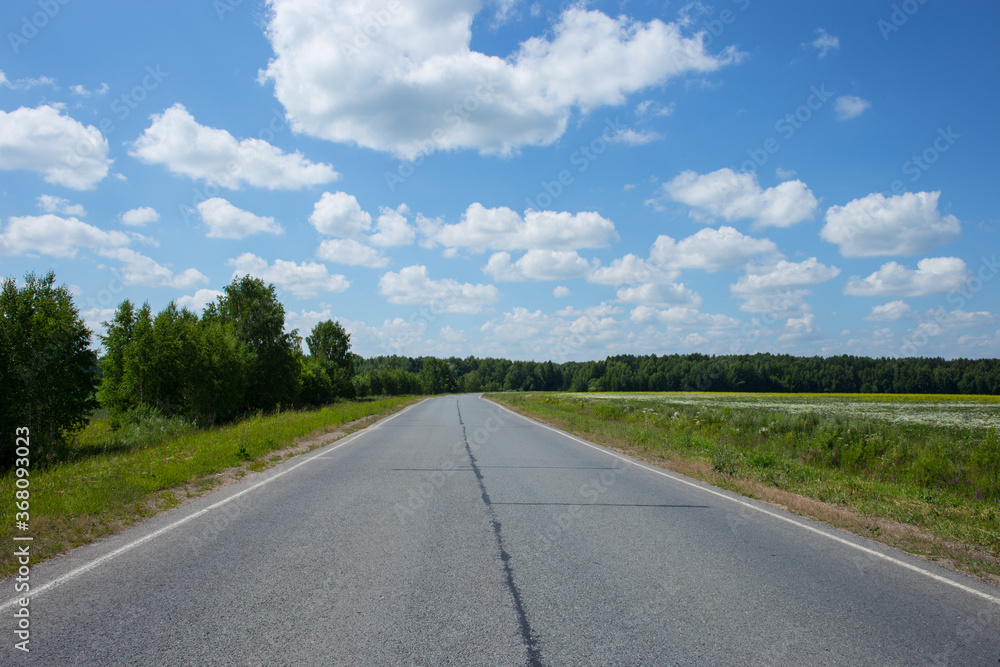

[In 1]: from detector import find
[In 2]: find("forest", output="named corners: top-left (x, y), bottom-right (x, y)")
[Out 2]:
top-left (2, 270), bottom-right (998, 469)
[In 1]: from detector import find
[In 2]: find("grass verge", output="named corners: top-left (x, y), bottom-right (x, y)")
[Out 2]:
top-left (487, 392), bottom-right (1000, 584)
top-left (0, 396), bottom-right (419, 578)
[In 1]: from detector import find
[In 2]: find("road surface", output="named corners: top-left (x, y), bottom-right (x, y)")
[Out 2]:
top-left (3, 394), bottom-right (999, 665)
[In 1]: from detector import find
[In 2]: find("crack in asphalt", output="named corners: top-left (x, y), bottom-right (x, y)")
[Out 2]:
top-left (457, 400), bottom-right (544, 667)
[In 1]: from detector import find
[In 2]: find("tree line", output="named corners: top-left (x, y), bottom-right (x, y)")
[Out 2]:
top-left (357, 353), bottom-right (1000, 396)
top-left (2, 270), bottom-right (998, 468)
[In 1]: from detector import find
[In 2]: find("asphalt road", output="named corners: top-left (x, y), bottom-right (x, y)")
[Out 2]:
top-left (3, 394), bottom-right (999, 665)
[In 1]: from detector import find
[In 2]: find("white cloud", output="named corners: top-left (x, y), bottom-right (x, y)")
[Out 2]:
top-left (553, 285), bottom-right (571, 298)
top-left (629, 305), bottom-right (740, 333)
top-left (616, 281), bottom-right (701, 308)
top-left (0, 214), bottom-right (130, 258)
top-left (37, 194), bottom-right (85, 217)
top-left (260, 1), bottom-right (739, 157)
top-left (70, 82), bottom-right (109, 97)
top-left (0, 213), bottom-right (206, 288)
top-left (480, 305), bottom-right (626, 361)
top-left (661, 168), bottom-right (818, 227)
top-left (810, 29), bottom-right (840, 58)
top-left (607, 128), bottom-right (662, 146)
top-left (378, 265), bottom-right (499, 313)
top-left (130, 103), bottom-right (339, 189)
top-left (369, 204), bottom-right (416, 247)
top-left (228, 252), bottom-right (349, 298)
top-left (310, 191), bottom-right (372, 238)
top-left (821, 191), bottom-right (961, 257)
top-left (587, 254), bottom-right (665, 286)
top-left (636, 100), bottom-right (675, 117)
top-left (0, 105), bottom-right (111, 189)
top-left (196, 197), bottom-right (283, 239)
top-left (175, 289), bottom-right (225, 313)
top-left (834, 95), bottom-right (870, 121)
top-left (867, 300), bottom-right (915, 321)
top-left (484, 250), bottom-right (594, 282)
top-left (120, 206), bottom-right (160, 227)
top-left (427, 203), bottom-right (619, 251)
top-left (101, 248), bottom-right (208, 289)
top-left (650, 226), bottom-right (781, 272)
top-left (845, 257), bottom-right (971, 297)
top-left (316, 238), bottom-right (389, 268)
top-left (732, 258), bottom-right (841, 295)
top-left (735, 289), bottom-right (813, 316)
top-left (775, 167), bottom-right (796, 180)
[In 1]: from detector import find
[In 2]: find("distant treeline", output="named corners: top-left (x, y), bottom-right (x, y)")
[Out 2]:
top-left (2, 269), bottom-right (998, 469)
top-left (356, 353), bottom-right (1000, 396)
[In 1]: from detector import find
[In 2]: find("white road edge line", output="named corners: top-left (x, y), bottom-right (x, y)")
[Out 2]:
top-left (488, 398), bottom-right (1000, 607)
top-left (0, 401), bottom-right (421, 613)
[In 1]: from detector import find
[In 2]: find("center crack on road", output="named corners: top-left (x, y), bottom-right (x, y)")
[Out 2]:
top-left (457, 401), bottom-right (544, 667)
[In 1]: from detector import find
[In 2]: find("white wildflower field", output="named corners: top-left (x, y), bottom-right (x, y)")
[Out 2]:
top-left (581, 392), bottom-right (1000, 431)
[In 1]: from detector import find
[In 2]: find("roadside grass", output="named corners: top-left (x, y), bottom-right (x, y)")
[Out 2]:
top-left (488, 392), bottom-right (1000, 582)
top-left (0, 396), bottom-right (419, 578)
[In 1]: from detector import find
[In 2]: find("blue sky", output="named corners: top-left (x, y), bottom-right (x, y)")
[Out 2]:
top-left (1, 0), bottom-right (998, 361)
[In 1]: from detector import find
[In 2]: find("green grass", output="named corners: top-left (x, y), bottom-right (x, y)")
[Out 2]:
top-left (0, 397), bottom-right (418, 577)
top-left (489, 392), bottom-right (1000, 580)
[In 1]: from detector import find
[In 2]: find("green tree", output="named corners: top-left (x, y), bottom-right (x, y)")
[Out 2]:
top-left (0, 272), bottom-right (97, 467)
top-left (419, 357), bottom-right (458, 394)
top-left (211, 276), bottom-right (300, 411)
top-left (306, 320), bottom-right (355, 399)
top-left (98, 299), bottom-right (138, 421)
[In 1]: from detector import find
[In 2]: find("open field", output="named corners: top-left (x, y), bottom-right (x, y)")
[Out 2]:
top-left (0, 397), bottom-right (419, 578)
top-left (489, 392), bottom-right (1000, 582)
top-left (584, 392), bottom-right (1000, 430)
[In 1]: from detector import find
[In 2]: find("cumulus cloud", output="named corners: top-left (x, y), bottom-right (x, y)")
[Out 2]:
top-left (650, 226), bottom-right (781, 272)
top-left (480, 305), bottom-right (625, 361)
top-left (0, 213), bottom-right (206, 288)
top-left (260, 1), bottom-right (740, 157)
top-left (731, 258), bottom-right (840, 315)
top-left (484, 249), bottom-right (594, 282)
top-left (310, 191), bottom-right (372, 237)
top-left (378, 265), bottom-right (499, 313)
top-left (197, 197), bottom-right (283, 239)
top-left (0, 105), bottom-right (111, 189)
top-left (102, 248), bottom-right (209, 289)
top-left (630, 305), bottom-right (739, 331)
top-left (426, 203), bottom-right (619, 252)
top-left (553, 285), bottom-right (571, 298)
top-left (369, 204), bottom-right (416, 247)
top-left (175, 288), bottom-right (225, 314)
top-left (587, 254), bottom-right (664, 286)
top-left (866, 300), bottom-right (915, 321)
top-left (228, 252), bottom-right (349, 298)
top-left (615, 281), bottom-right (701, 308)
top-left (0, 214), bottom-right (130, 258)
top-left (120, 206), bottom-right (160, 226)
top-left (844, 257), bottom-right (971, 297)
top-left (732, 258), bottom-right (841, 295)
top-left (130, 104), bottom-right (338, 189)
top-left (821, 191), bottom-right (961, 257)
top-left (661, 168), bottom-right (818, 227)
top-left (834, 95), bottom-right (871, 121)
top-left (316, 238), bottom-right (389, 268)
top-left (810, 29), bottom-right (840, 58)
top-left (37, 194), bottom-right (85, 217)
